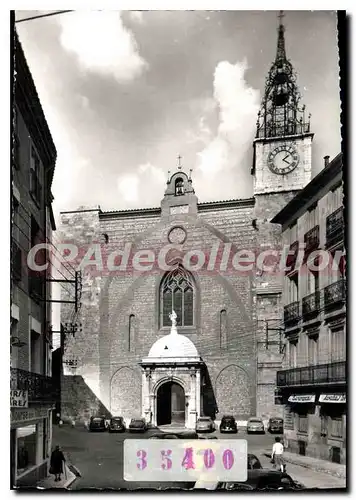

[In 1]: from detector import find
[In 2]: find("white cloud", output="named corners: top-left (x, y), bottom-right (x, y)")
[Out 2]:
top-left (117, 174), bottom-right (140, 203)
top-left (117, 163), bottom-right (166, 206)
top-left (59, 11), bottom-right (147, 82)
top-left (138, 162), bottom-right (166, 184)
top-left (197, 60), bottom-right (260, 177)
top-left (129, 11), bottom-right (144, 24)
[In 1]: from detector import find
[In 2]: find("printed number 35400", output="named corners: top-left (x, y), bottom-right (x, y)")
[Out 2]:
top-left (137, 447), bottom-right (235, 471)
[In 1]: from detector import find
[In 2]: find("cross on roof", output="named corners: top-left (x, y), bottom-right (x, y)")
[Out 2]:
top-left (177, 154), bottom-right (182, 169)
top-left (278, 10), bottom-right (284, 24)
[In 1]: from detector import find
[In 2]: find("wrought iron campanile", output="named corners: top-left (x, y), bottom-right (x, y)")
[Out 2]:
top-left (256, 11), bottom-right (311, 139)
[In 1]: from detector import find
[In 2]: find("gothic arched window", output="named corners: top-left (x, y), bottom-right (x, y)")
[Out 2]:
top-left (220, 309), bottom-right (227, 349)
top-left (128, 314), bottom-right (135, 352)
top-left (175, 178), bottom-right (184, 196)
top-left (161, 266), bottom-right (194, 327)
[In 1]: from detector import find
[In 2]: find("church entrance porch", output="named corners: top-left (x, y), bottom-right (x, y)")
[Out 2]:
top-left (140, 365), bottom-right (204, 429)
top-left (140, 309), bottom-right (204, 429)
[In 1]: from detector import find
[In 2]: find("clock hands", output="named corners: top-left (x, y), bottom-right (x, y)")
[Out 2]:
top-left (267, 146), bottom-right (299, 175)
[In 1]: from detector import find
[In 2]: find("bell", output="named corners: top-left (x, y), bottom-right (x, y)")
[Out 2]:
top-left (273, 91), bottom-right (288, 106)
top-left (274, 72), bottom-right (287, 84)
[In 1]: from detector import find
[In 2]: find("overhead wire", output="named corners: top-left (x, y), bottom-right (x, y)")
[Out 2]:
top-left (13, 199), bottom-right (77, 278)
top-left (12, 222), bottom-right (76, 289)
top-left (15, 10), bottom-right (75, 24)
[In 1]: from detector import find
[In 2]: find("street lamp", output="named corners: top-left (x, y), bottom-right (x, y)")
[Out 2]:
top-left (11, 336), bottom-right (27, 348)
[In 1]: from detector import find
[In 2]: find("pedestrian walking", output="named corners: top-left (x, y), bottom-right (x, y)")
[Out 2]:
top-left (49, 445), bottom-right (66, 482)
top-left (271, 436), bottom-right (286, 472)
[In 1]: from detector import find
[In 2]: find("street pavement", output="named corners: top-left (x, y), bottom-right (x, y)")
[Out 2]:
top-left (51, 425), bottom-right (346, 491)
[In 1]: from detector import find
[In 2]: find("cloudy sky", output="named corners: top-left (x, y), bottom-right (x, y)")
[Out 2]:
top-left (15, 10), bottom-right (341, 217)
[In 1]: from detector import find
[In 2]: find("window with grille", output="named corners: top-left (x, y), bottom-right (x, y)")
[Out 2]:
top-left (307, 205), bottom-right (318, 231)
top-left (320, 413), bottom-right (328, 436)
top-left (160, 265), bottom-right (194, 327)
top-left (330, 327), bottom-right (346, 362)
top-left (289, 222), bottom-right (297, 244)
top-left (306, 268), bottom-right (319, 295)
top-left (308, 336), bottom-right (318, 365)
top-left (297, 414), bottom-right (308, 433)
top-left (30, 146), bottom-right (42, 204)
top-left (331, 417), bottom-right (343, 438)
top-left (330, 184), bottom-right (343, 212)
top-left (11, 241), bottom-right (22, 282)
top-left (289, 341), bottom-right (297, 368)
top-left (287, 274), bottom-right (298, 302)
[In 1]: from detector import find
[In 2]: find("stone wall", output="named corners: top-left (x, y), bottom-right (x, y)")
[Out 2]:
top-left (59, 199), bottom-right (258, 422)
top-left (253, 136), bottom-right (313, 195)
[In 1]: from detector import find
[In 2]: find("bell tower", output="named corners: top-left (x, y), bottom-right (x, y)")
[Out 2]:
top-left (252, 11), bottom-right (314, 214)
top-left (161, 155), bottom-right (198, 221)
top-left (252, 12), bottom-right (314, 420)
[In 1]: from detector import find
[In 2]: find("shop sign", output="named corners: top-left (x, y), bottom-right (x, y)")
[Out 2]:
top-left (288, 394), bottom-right (315, 403)
top-left (11, 407), bottom-right (49, 424)
top-left (319, 394), bottom-right (346, 403)
top-left (10, 390), bottom-right (28, 408)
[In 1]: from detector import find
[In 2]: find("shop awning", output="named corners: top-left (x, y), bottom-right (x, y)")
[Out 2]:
top-left (319, 394), bottom-right (346, 403)
top-left (288, 394), bottom-right (316, 403)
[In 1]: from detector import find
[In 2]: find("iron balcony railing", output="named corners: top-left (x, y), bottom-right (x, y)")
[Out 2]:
top-left (326, 207), bottom-right (344, 248)
top-left (304, 225), bottom-right (320, 255)
top-left (277, 361), bottom-right (346, 387)
top-left (256, 121), bottom-right (311, 140)
top-left (11, 368), bottom-right (59, 404)
top-left (284, 301), bottom-right (300, 324)
top-left (324, 279), bottom-right (346, 310)
top-left (302, 290), bottom-right (321, 317)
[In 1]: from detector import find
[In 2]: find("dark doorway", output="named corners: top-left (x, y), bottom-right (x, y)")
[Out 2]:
top-left (298, 440), bottom-right (306, 456)
top-left (331, 446), bottom-right (341, 464)
top-left (157, 382), bottom-right (185, 426)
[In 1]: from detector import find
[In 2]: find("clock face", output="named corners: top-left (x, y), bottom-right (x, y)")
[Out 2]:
top-left (267, 145), bottom-right (299, 175)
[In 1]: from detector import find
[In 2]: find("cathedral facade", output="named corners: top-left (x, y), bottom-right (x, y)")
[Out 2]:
top-left (59, 16), bottom-right (314, 428)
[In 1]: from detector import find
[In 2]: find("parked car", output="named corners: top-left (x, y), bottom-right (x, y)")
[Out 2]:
top-left (220, 471), bottom-right (303, 491)
top-left (149, 433), bottom-right (179, 439)
top-left (129, 418), bottom-right (147, 433)
top-left (247, 417), bottom-right (265, 434)
top-left (219, 415), bottom-right (238, 433)
top-left (149, 431), bottom-right (199, 440)
top-left (89, 416), bottom-right (107, 432)
top-left (267, 417), bottom-right (283, 434)
top-left (195, 470), bottom-right (303, 491)
top-left (196, 417), bottom-right (215, 433)
top-left (108, 416), bottom-right (126, 433)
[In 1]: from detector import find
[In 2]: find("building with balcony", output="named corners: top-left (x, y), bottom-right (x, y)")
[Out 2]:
top-left (11, 31), bottom-right (58, 487)
top-left (272, 153), bottom-right (346, 464)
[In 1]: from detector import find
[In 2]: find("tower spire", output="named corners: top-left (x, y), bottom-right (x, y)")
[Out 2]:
top-left (276, 10), bottom-right (286, 62)
top-left (255, 11), bottom-right (311, 140)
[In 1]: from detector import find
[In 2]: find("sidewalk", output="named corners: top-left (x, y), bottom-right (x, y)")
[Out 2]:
top-left (264, 449), bottom-right (346, 479)
top-left (36, 462), bottom-right (78, 490)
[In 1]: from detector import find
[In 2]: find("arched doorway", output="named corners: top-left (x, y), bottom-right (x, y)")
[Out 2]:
top-left (157, 382), bottom-right (185, 426)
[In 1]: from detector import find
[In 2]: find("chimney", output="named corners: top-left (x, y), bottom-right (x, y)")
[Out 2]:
top-left (324, 155), bottom-right (330, 167)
